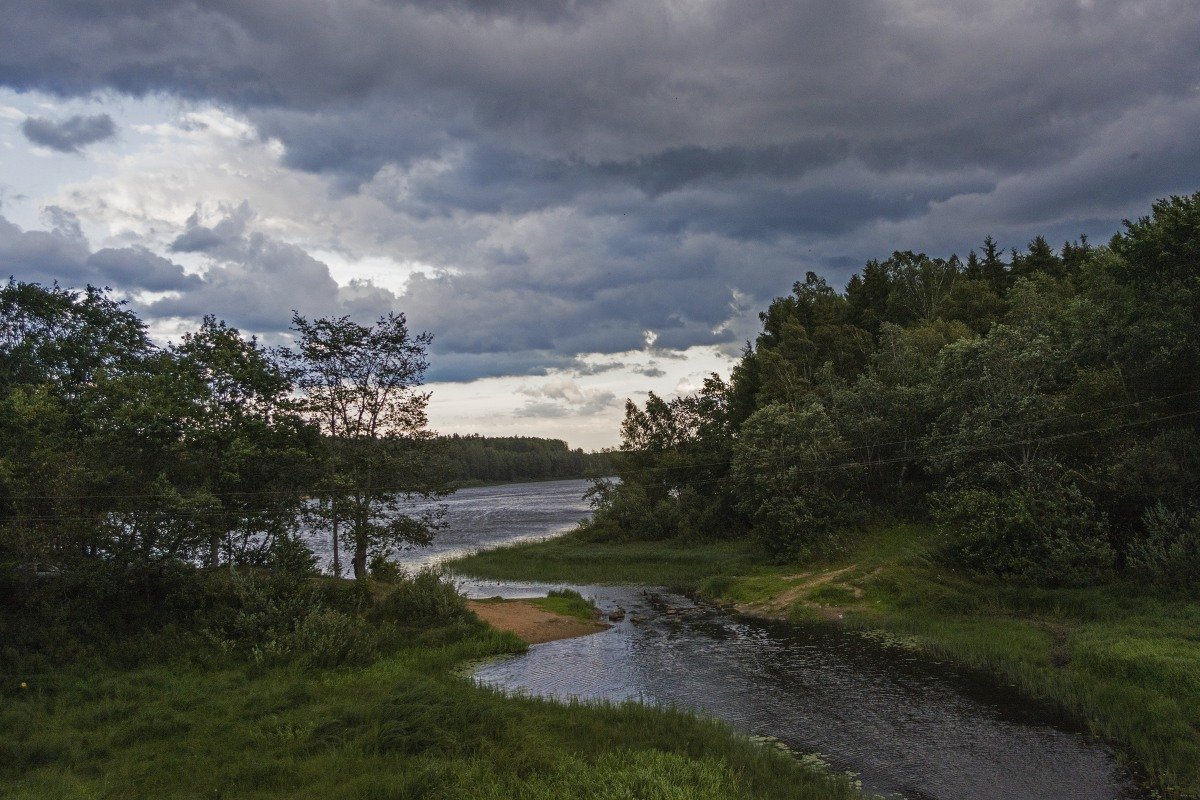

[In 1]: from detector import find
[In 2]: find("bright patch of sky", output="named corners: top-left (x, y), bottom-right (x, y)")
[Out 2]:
top-left (0, 88), bottom-right (729, 449)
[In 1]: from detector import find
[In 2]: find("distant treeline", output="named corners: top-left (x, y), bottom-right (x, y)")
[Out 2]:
top-left (434, 434), bottom-right (611, 485)
top-left (592, 192), bottom-right (1200, 594)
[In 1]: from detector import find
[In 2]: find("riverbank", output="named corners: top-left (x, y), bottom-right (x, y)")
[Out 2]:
top-left (467, 590), bottom-right (610, 644)
top-left (2, 586), bottom-right (856, 800)
top-left (450, 524), bottom-right (1200, 799)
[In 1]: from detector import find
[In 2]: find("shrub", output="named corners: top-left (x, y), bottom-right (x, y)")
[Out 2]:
top-left (370, 570), bottom-right (467, 627)
top-left (268, 535), bottom-right (319, 587)
top-left (368, 553), bottom-right (403, 583)
top-left (1126, 504), bottom-right (1200, 596)
top-left (935, 479), bottom-right (1114, 586)
top-left (287, 607), bottom-right (379, 668)
top-left (745, 492), bottom-right (859, 562)
top-left (588, 480), bottom-right (681, 541)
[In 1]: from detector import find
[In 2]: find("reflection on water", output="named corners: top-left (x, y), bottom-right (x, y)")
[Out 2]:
top-left (314, 478), bottom-right (1141, 800)
top-left (303, 478), bottom-right (593, 573)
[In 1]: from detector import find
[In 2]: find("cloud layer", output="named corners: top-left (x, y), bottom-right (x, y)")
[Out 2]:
top-left (2, 0), bottom-right (1199, 391)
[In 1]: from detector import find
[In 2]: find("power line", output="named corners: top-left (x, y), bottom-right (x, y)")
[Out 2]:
top-left (602, 405), bottom-right (1200, 491)
top-left (6, 386), bottom-right (1197, 504)
top-left (5, 406), bottom-right (1198, 524)
top-left (591, 386), bottom-right (1200, 478)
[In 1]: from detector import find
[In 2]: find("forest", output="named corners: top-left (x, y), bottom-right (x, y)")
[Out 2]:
top-left (589, 192), bottom-right (1200, 593)
top-left (434, 434), bottom-right (609, 485)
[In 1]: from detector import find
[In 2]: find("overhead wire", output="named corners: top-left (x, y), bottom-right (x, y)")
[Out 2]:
top-left (5, 405), bottom-right (1198, 524)
top-left (5, 386), bottom-right (1199, 505)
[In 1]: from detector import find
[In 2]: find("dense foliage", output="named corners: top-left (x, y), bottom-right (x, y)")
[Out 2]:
top-left (0, 288), bottom-right (454, 588)
top-left (0, 292), bottom-right (318, 579)
top-left (435, 434), bottom-right (610, 485)
top-left (591, 193), bottom-right (1200, 590)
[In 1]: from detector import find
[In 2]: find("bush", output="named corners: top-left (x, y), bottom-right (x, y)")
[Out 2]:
top-left (0, 561), bottom-right (217, 668)
top-left (370, 570), bottom-right (467, 627)
top-left (268, 535), bottom-right (319, 586)
top-left (1126, 504), bottom-right (1200, 596)
top-left (368, 553), bottom-right (403, 583)
top-left (588, 480), bottom-right (681, 542)
top-left (935, 480), bottom-right (1114, 586)
top-left (746, 492), bottom-right (859, 562)
top-left (287, 607), bottom-right (379, 668)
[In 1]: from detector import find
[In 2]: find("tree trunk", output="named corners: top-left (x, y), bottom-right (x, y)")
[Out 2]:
top-left (352, 535), bottom-right (367, 580)
top-left (209, 531), bottom-right (220, 568)
top-left (352, 503), bottom-right (368, 580)
top-left (331, 501), bottom-right (341, 578)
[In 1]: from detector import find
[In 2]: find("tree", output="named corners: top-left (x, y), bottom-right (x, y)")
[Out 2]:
top-left (0, 281), bottom-right (168, 573)
top-left (883, 251), bottom-right (958, 324)
top-left (846, 259), bottom-right (892, 336)
top-left (979, 235), bottom-right (1008, 292)
top-left (171, 316), bottom-right (317, 567)
top-left (1, 279), bottom-right (150, 394)
top-left (289, 312), bottom-right (443, 579)
top-left (1013, 236), bottom-right (1062, 279)
top-left (730, 401), bottom-right (860, 560)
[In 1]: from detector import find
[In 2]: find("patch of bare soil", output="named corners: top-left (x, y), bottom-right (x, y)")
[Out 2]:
top-left (467, 599), bottom-right (610, 645)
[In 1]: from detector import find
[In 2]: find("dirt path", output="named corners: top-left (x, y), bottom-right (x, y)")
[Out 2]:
top-left (733, 564), bottom-right (871, 623)
top-left (467, 599), bottom-right (610, 644)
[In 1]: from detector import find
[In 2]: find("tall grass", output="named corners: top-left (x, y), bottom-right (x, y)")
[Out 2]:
top-left (0, 574), bottom-right (858, 800)
top-left (531, 588), bottom-right (598, 620)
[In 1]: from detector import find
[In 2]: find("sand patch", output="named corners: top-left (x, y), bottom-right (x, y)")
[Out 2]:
top-left (468, 599), bottom-right (610, 645)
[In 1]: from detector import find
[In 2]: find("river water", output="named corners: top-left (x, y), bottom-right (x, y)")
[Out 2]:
top-left (326, 478), bottom-right (1144, 800)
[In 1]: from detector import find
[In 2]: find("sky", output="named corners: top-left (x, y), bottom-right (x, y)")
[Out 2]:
top-left (1, 1), bottom-right (1198, 449)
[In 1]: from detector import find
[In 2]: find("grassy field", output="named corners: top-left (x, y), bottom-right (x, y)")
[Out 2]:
top-left (450, 525), bottom-right (1200, 799)
top-left (1, 609), bottom-right (857, 800)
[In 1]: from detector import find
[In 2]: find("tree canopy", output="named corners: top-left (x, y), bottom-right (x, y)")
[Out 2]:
top-left (590, 191), bottom-right (1200, 592)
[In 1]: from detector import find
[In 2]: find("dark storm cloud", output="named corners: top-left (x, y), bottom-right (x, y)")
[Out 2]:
top-left (21, 113), bottom-right (116, 153)
top-left (397, 0), bottom-right (612, 24)
top-left (6, 1), bottom-right (1197, 175)
top-left (149, 209), bottom-right (401, 332)
top-left (2, 0), bottom-right (1198, 380)
top-left (0, 212), bottom-right (196, 292)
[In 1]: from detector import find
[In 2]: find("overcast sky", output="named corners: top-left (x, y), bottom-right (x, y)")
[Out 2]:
top-left (2, 1), bottom-right (1198, 448)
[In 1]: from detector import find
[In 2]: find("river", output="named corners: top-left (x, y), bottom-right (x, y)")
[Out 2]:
top-left (317, 478), bottom-right (1144, 800)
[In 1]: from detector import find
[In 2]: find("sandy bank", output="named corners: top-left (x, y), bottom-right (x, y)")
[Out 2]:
top-left (468, 599), bottom-right (610, 644)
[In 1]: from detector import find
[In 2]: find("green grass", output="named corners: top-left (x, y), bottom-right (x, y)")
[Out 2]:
top-left (452, 523), bottom-right (1200, 799)
top-left (0, 616), bottom-right (857, 800)
top-left (531, 588), bottom-right (599, 620)
top-left (450, 530), bottom-right (761, 587)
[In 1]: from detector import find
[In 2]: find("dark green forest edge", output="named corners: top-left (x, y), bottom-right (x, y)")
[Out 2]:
top-left (455, 193), bottom-right (1200, 798)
